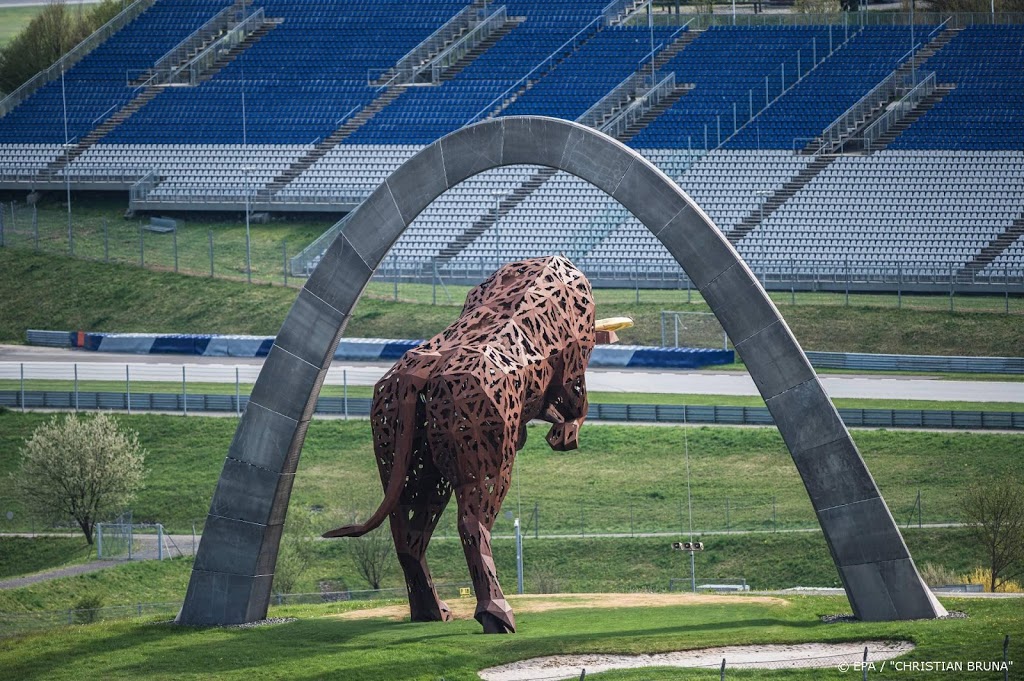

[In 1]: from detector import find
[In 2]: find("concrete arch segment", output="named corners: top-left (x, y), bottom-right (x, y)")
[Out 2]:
top-left (176, 116), bottom-right (945, 626)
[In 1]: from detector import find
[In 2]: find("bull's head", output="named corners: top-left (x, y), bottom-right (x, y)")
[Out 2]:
top-left (542, 316), bottom-right (633, 451)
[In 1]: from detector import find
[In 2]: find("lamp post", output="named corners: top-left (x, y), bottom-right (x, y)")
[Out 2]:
top-left (754, 188), bottom-right (773, 271)
top-left (244, 165), bottom-right (253, 284)
top-left (493, 191), bottom-right (502, 269)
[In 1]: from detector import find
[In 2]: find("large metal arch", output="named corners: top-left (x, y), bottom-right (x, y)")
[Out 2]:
top-left (177, 116), bottom-right (945, 626)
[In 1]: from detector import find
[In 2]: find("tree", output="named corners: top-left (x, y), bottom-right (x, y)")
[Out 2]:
top-left (273, 509), bottom-right (318, 595)
top-left (0, 0), bottom-right (121, 96)
top-left (959, 480), bottom-right (1024, 593)
top-left (11, 413), bottom-right (145, 544)
top-left (351, 527), bottom-right (394, 591)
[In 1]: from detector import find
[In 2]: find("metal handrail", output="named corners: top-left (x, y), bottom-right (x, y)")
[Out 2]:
top-left (812, 55), bottom-right (916, 155)
top-left (150, 4), bottom-right (236, 78)
top-left (180, 8), bottom-right (265, 86)
top-left (602, 0), bottom-right (645, 26)
top-left (290, 212), bottom-right (355, 276)
top-left (861, 71), bottom-right (937, 151)
top-left (927, 16), bottom-right (952, 38)
top-left (578, 71), bottom-right (645, 129)
top-left (467, 15), bottom-right (601, 124)
top-left (429, 6), bottom-right (508, 83)
top-left (601, 72), bottom-right (676, 137)
top-left (384, 1), bottom-right (493, 84)
top-left (0, 0), bottom-right (158, 117)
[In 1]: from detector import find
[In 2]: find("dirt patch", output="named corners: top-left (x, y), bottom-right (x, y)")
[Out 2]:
top-left (479, 640), bottom-right (915, 680)
top-left (331, 592), bottom-right (786, 622)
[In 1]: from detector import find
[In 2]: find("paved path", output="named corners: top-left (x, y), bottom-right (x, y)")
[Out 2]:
top-left (3, 345), bottom-right (1023, 403)
top-left (0, 533), bottom-right (195, 590)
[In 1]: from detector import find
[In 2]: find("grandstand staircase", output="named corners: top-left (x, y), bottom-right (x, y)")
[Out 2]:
top-left (264, 86), bottom-right (409, 195)
top-left (616, 84), bottom-right (693, 141)
top-left (725, 156), bottom-right (835, 245)
top-left (433, 168), bottom-right (558, 264)
top-left (652, 28), bottom-right (700, 70)
top-left (43, 85), bottom-right (163, 175)
top-left (866, 83), bottom-right (956, 150)
top-left (897, 26), bottom-right (961, 77)
top-left (957, 215), bottom-right (1024, 281)
top-left (196, 20), bottom-right (278, 83)
top-left (438, 17), bottom-right (524, 82)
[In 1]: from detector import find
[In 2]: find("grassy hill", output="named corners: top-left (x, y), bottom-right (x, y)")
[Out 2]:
top-left (0, 412), bottom-right (1015, 538)
top-left (1, 249), bottom-right (1022, 356)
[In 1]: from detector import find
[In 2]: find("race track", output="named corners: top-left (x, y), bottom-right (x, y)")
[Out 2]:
top-left (3, 345), bottom-right (1022, 403)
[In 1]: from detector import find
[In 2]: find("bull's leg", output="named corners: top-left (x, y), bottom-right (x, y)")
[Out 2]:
top-left (389, 452), bottom-right (453, 622)
top-left (454, 458), bottom-right (516, 634)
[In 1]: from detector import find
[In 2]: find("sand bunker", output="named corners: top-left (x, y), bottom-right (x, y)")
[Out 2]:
top-left (479, 641), bottom-right (915, 680)
top-left (331, 592), bottom-right (786, 622)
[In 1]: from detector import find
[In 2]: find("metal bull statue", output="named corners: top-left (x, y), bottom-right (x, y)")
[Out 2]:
top-left (323, 255), bottom-right (630, 634)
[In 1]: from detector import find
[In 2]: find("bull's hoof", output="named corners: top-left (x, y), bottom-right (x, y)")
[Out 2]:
top-left (479, 612), bottom-right (516, 634)
top-left (476, 599), bottom-right (516, 634)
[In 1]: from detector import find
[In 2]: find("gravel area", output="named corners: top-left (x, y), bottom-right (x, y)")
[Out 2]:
top-left (479, 640), bottom-right (915, 680)
top-left (821, 610), bottom-right (968, 624)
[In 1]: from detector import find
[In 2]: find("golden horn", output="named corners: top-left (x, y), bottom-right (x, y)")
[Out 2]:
top-left (595, 317), bottom-right (634, 332)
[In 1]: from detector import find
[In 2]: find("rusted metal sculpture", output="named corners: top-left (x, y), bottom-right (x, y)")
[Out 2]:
top-left (324, 255), bottom-right (611, 634)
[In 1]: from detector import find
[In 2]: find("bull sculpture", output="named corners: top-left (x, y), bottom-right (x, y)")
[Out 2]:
top-left (324, 255), bottom-right (628, 634)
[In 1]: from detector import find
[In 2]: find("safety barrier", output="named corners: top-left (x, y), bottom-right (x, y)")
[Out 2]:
top-left (2, 391), bottom-right (1021, 430)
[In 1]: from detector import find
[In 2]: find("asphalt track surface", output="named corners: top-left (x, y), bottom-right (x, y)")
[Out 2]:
top-left (3, 345), bottom-right (1023, 402)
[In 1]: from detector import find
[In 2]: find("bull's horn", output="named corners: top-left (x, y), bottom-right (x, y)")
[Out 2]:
top-left (596, 317), bottom-right (634, 332)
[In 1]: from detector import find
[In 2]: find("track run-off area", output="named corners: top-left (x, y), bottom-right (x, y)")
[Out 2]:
top-left (2, 345), bottom-right (1023, 403)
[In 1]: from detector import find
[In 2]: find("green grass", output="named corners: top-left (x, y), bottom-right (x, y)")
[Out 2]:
top-left (0, 528), bottom-right (989, 615)
top-left (1, 413), bottom-right (1017, 539)
top-left (0, 595), bottom-right (1019, 680)
top-left (4, 379), bottom-right (1022, 412)
top-left (0, 193), bottom-right (332, 285)
top-left (0, 7), bottom-right (44, 47)
top-left (2, 249), bottom-right (1022, 358)
top-left (0, 537), bottom-right (93, 580)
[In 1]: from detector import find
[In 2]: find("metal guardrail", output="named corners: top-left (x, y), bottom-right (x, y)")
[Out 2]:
top-left (0, 0), bottom-right (158, 117)
top-left (602, 0), bottom-right (645, 26)
top-left (2, 390), bottom-right (1021, 429)
top-left (862, 72), bottom-right (937, 152)
top-left (578, 70), bottom-right (649, 129)
top-left (805, 351), bottom-right (1024, 375)
top-left (645, 11), bottom-right (1024, 28)
top-left (429, 6), bottom-right (508, 83)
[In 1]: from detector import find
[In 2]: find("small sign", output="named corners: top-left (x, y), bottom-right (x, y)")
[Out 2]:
top-left (459, 587), bottom-right (472, 598)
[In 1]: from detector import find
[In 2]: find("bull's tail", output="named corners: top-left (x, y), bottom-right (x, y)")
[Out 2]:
top-left (321, 394), bottom-right (416, 539)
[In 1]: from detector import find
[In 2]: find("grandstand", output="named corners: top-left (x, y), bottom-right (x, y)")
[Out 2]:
top-left (0, 0), bottom-right (1022, 291)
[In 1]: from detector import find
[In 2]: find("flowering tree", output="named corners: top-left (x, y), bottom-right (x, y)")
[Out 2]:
top-left (12, 413), bottom-right (146, 544)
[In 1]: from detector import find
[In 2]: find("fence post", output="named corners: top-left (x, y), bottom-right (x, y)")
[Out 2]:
top-left (580, 500), bottom-right (585, 538)
top-left (97, 523), bottom-right (102, 559)
top-left (726, 497), bottom-right (730, 531)
top-left (182, 365), bottom-right (187, 416)
top-left (720, 658), bottom-right (726, 681)
top-left (235, 367), bottom-right (240, 416)
top-left (103, 219), bottom-right (109, 262)
top-left (208, 230), bottom-right (214, 277)
top-left (432, 258), bottom-right (438, 305)
top-left (897, 261), bottom-right (902, 309)
top-left (139, 226), bottom-right (145, 267)
top-left (20, 362), bottom-right (24, 413)
top-left (630, 502), bottom-right (634, 538)
top-left (282, 240), bottom-right (288, 286)
top-left (192, 521), bottom-right (196, 556)
top-left (74, 363), bottom-right (79, 412)
top-left (773, 495), bottom-right (777, 532)
top-left (845, 259), bottom-right (850, 306)
top-left (343, 369), bottom-right (348, 420)
top-left (126, 364), bottom-right (131, 415)
top-left (33, 205), bottom-right (39, 251)
top-left (790, 259), bottom-right (795, 304)
top-left (158, 523), bottom-right (164, 560)
top-left (173, 228), bottom-right (178, 273)
top-left (862, 647), bottom-right (868, 681)
top-left (950, 264), bottom-right (955, 312)
top-left (1006, 266), bottom-right (1010, 314)
top-left (534, 501), bottom-right (539, 539)
top-left (1004, 635), bottom-right (1010, 681)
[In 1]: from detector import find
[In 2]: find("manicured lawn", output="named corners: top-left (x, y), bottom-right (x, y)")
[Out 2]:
top-left (0, 594), bottom-right (1019, 680)
top-left (0, 6), bottom-right (43, 47)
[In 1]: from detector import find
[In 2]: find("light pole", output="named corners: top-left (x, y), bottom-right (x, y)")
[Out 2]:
top-left (244, 165), bottom-right (253, 284)
top-left (755, 188), bottom-right (773, 271)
